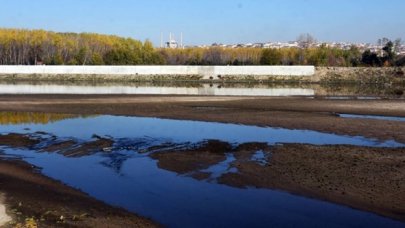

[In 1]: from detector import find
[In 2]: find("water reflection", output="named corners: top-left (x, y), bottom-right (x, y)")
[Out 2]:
top-left (0, 81), bottom-right (403, 97)
top-left (0, 82), bottom-right (314, 96)
top-left (0, 112), bottom-right (91, 125)
top-left (1, 115), bottom-right (402, 147)
top-left (340, 114), bottom-right (405, 122)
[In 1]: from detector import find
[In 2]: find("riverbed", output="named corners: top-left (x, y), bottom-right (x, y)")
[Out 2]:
top-left (0, 113), bottom-right (404, 227)
top-left (0, 82), bottom-right (404, 227)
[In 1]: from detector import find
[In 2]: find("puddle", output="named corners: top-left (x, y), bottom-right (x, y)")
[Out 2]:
top-left (251, 150), bottom-right (268, 166)
top-left (340, 114), bottom-right (405, 122)
top-left (323, 96), bottom-right (383, 100)
top-left (199, 153), bottom-right (237, 180)
top-left (0, 113), bottom-right (404, 227)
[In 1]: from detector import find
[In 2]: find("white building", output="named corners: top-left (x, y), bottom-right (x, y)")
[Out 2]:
top-left (162, 33), bottom-right (183, 49)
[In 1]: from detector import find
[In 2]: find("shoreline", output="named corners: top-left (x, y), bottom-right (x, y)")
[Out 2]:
top-left (0, 158), bottom-right (158, 227)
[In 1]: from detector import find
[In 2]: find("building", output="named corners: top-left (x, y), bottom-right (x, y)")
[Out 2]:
top-left (162, 33), bottom-right (183, 49)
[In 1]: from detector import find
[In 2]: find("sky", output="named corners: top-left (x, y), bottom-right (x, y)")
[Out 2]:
top-left (0, 0), bottom-right (404, 46)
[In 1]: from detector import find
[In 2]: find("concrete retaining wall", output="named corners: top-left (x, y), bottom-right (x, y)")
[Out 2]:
top-left (0, 65), bottom-right (315, 80)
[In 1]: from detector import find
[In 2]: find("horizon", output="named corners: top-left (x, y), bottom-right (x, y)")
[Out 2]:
top-left (1, 0), bottom-right (404, 46)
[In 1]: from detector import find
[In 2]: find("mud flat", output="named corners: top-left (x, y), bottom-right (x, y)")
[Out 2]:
top-left (148, 142), bottom-right (405, 221)
top-left (0, 158), bottom-right (157, 227)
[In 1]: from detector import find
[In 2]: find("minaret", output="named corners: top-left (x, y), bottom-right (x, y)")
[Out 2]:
top-left (160, 32), bottom-right (163, 48)
top-left (180, 32), bottom-right (183, 48)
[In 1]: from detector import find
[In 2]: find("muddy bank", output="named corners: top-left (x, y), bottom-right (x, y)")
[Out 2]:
top-left (0, 158), bottom-right (158, 227)
top-left (220, 144), bottom-right (405, 221)
top-left (0, 95), bottom-right (404, 143)
top-left (147, 141), bottom-right (405, 221)
top-left (149, 140), bottom-right (232, 174)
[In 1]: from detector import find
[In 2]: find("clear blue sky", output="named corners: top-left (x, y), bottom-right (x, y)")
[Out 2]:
top-left (1, 0), bottom-right (404, 46)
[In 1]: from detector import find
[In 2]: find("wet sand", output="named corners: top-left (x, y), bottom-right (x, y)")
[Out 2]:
top-left (219, 144), bottom-right (405, 221)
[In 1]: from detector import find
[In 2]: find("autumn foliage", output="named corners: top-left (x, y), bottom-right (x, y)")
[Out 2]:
top-left (0, 28), bottom-right (164, 65)
top-left (1, 28), bottom-right (401, 67)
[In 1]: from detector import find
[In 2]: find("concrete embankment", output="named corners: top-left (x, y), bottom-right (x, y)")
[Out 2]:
top-left (0, 65), bottom-right (404, 83)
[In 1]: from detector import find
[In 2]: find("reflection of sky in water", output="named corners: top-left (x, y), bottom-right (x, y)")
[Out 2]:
top-left (340, 114), bottom-right (405, 122)
top-left (200, 153), bottom-right (237, 180)
top-left (251, 150), bottom-right (268, 166)
top-left (0, 115), bottom-right (403, 147)
top-left (2, 148), bottom-right (403, 228)
top-left (1, 115), bottom-right (404, 228)
top-left (0, 84), bottom-right (315, 96)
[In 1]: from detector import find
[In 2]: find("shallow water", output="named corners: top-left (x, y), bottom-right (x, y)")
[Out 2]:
top-left (0, 81), bottom-right (403, 98)
top-left (0, 114), bottom-right (404, 228)
top-left (340, 114), bottom-right (405, 122)
top-left (0, 83), bottom-right (314, 96)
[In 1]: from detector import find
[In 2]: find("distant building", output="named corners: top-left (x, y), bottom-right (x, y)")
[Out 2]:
top-left (162, 33), bottom-right (183, 49)
top-left (166, 39), bottom-right (179, 49)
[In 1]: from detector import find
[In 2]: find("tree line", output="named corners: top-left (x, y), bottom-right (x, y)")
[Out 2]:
top-left (0, 28), bottom-right (164, 65)
top-left (0, 28), bottom-right (403, 66)
top-left (159, 45), bottom-right (363, 66)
